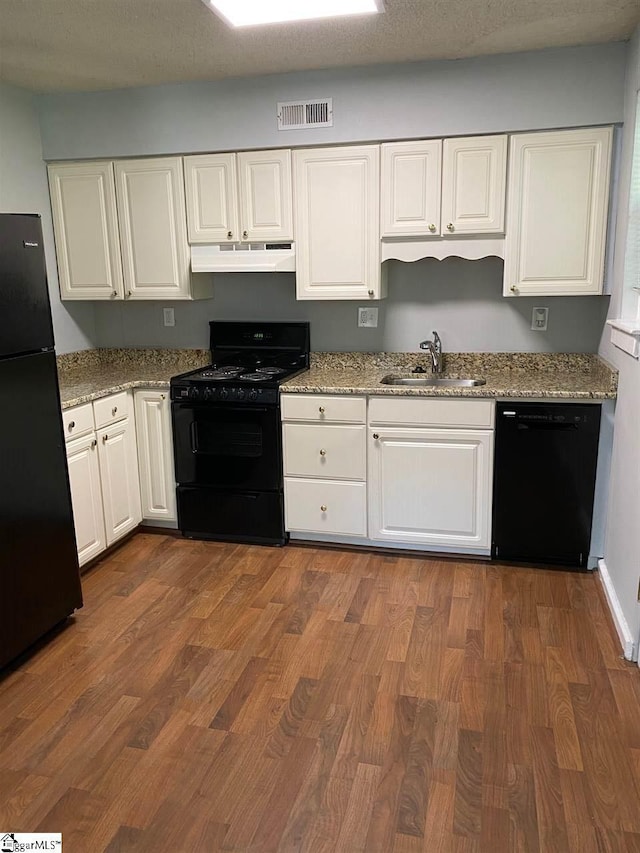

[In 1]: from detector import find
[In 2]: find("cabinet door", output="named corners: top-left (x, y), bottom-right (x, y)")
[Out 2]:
top-left (238, 149), bottom-right (293, 242)
top-left (184, 153), bottom-right (239, 243)
top-left (97, 415), bottom-right (142, 546)
top-left (48, 161), bottom-right (124, 300)
top-left (380, 140), bottom-right (442, 236)
top-left (368, 428), bottom-right (493, 549)
top-left (115, 157), bottom-right (191, 299)
top-left (134, 390), bottom-right (177, 524)
top-left (294, 145), bottom-right (382, 300)
top-left (66, 433), bottom-right (106, 566)
top-left (504, 127), bottom-right (613, 296)
top-left (441, 135), bottom-right (507, 235)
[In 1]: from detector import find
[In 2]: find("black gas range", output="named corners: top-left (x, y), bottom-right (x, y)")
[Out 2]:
top-left (170, 321), bottom-right (310, 545)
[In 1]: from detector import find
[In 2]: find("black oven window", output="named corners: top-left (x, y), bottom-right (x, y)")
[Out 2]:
top-left (192, 420), bottom-right (263, 458)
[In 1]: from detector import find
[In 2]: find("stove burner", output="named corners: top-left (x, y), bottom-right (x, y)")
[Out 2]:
top-left (256, 366), bottom-right (286, 375)
top-left (241, 373), bottom-right (269, 382)
top-left (199, 366), bottom-right (244, 379)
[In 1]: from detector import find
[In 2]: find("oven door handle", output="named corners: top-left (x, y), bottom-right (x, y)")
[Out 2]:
top-left (189, 420), bottom-right (198, 453)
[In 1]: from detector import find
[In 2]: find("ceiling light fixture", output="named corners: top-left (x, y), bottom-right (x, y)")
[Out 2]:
top-left (204, 0), bottom-right (384, 28)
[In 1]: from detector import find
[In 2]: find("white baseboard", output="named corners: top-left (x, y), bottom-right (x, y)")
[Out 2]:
top-left (597, 559), bottom-right (636, 661)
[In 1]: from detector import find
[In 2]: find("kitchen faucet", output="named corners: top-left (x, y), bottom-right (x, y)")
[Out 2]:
top-left (419, 331), bottom-right (443, 373)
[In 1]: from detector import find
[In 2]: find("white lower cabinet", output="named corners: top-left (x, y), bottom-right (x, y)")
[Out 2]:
top-left (66, 433), bottom-right (106, 566)
top-left (64, 390), bottom-right (143, 565)
top-left (134, 390), bottom-right (177, 525)
top-left (282, 393), bottom-right (494, 553)
top-left (282, 394), bottom-right (367, 537)
top-left (368, 426), bottom-right (493, 549)
top-left (97, 416), bottom-right (142, 546)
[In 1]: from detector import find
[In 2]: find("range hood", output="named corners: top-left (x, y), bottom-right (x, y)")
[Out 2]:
top-left (191, 242), bottom-right (296, 273)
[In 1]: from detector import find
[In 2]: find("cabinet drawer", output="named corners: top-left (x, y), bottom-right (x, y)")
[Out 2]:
top-left (285, 478), bottom-right (367, 536)
top-left (283, 423), bottom-right (366, 481)
top-left (369, 397), bottom-right (494, 429)
top-left (94, 391), bottom-right (131, 429)
top-left (62, 403), bottom-right (95, 441)
top-left (281, 394), bottom-right (366, 424)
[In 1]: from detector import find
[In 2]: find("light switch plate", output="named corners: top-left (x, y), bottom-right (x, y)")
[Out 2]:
top-left (531, 307), bottom-right (548, 331)
top-left (358, 307), bottom-right (378, 328)
top-left (163, 308), bottom-right (176, 327)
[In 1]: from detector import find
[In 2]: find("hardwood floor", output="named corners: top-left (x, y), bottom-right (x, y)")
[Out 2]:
top-left (1, 534), bottom-right (640, 852)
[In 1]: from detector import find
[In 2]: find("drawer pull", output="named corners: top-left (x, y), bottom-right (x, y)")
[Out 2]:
top-left (373, 433), bottom-right (380, 440)
top-left (112, 406), bottom-right (118, 416)
top-left (319, 449), bottom-right (326, 456)
top-left (318, 406), bottom-right (325, 414)
top-left (320, 505), bottom-right (327, 512)
top-left (102, 434), bottom-right (108, 442)
top-left (91, 439), bottom-right (97, 448)
top-left (68, 421), bottom-right (76, 430)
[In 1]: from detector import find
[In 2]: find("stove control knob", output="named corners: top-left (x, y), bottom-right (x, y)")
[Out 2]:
top-left (189, 387), bottom-right (199, 399)
top-left (202, 387), bottom-right (212, 400)
top-left (219, 387), bottom-right (229, 400)
top-left (236, 388), bottom-right (246, 400)
top-left (249, 389), bottom-right (258, 400)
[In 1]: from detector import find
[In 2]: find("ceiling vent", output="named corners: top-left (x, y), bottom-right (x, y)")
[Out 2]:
top-left (277, 99), bottom-right (333, 130)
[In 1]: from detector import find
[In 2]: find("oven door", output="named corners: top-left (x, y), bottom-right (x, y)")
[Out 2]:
top-left (172, 402), bottom-right (282, 490)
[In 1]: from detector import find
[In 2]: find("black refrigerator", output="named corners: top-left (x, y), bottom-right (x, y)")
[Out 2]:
top-left (0, 213), bottom-right (83, 670)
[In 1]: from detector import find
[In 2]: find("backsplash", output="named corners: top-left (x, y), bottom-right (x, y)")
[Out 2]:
top-left (92, 257), bottom-right (611, 354)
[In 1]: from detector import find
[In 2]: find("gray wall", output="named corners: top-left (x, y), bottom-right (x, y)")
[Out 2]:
top-left (598, 27), bottom-right (640, 648)
top-left (94, 258), bottom-right (610, 353)
top-left (0, 84), bottom-right (96, 353)
top-left (37, 43), bottom-right (626, 160)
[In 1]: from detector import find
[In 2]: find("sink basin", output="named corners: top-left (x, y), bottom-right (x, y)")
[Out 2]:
top-left (380, 375), bottom-right (487, 388)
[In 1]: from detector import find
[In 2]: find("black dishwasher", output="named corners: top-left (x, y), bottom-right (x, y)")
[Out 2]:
top-left (492, 402), bottom-right (601, 569)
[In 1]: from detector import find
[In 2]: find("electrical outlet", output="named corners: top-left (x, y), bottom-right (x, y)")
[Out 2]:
top-left (163, 308), bottom-right (175, 327)
top-left (358, 307), bottom-right (378, 328)
top-left (531, 307), bottom-right (548, 331)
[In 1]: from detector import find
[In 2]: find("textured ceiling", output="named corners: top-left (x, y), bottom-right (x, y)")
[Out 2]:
top-left (1, 0), bottom-right (638, 93)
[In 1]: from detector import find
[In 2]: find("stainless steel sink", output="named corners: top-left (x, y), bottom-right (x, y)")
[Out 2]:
top-left (380, 375), bottom-right (486, 387)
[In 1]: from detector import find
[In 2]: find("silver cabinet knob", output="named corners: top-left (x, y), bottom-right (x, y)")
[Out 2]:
top-left (428, 224), bottom-right (437, 233)
top-left (126, 290), bottom-right (132, 298)
top-left (243, 230), bottom-right (248, 239)
top-left (161, 394), bottom-right (166, 400)
top-left (319, 449), bottom-right (326, 456)
top-left (227, 230), bottom-right (233, 239)
top-left (318, 406), bottom-right (325, 414)
top-left (320, 505), bottom-right (327, 512)
top-left (510, 285), bottom-right (519, 294)
top-left (373, 433), bottom-right (380, 440)
top-left (111, 290), bottom-right (117, 298)
top-left (446, 223), bottom-right (455, 232)
top-left (368, 290), bottom-right (374, 297)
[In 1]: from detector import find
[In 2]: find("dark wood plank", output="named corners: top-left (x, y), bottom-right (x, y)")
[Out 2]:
top-left (0, 534), bottom-right (639, 851)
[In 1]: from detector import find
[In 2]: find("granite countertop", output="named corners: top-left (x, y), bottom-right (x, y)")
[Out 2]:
top-left (282, 352), bottom-right (618, 400)
top-left (58, 349), bottom-right (618, 409)
top-left (57, 348), bottom-right (210, 409)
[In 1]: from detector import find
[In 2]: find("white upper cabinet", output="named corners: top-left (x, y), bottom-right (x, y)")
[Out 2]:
top-left (115, 157), bottom-right (192, 300)
top-left (504, 127), bottom-right (613, 296)
top-left (441, 135), bottom-right (507, 235)
top-left (184, 149), bottom-right (293, 243)
top-left (294, 145), bottom-right (385, 300)
top-left (184, 153), bottom-right (239, 243)
top-left (48, 161), bottom-right (124, 300)
top-left (381, 140), bottom-right (442, 237)
top-left (237, 150), bottom-right (293, 241)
